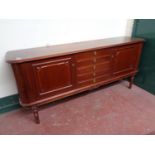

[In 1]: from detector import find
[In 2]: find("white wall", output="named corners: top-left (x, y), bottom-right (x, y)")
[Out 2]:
top-left (0, 19), bottom-right (134, 98)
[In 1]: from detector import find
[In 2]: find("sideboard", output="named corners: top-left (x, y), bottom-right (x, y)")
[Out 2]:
top-left (6, 37), bottom-right (144, 124)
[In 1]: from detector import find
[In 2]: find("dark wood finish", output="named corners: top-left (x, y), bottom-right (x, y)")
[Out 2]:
top-left (6, 37), bottom-right (144, 63)
top-left (32, 106), bottom-right (40, 124)
top-left (129, 76), bottom-right (135, 89)
top-left (113, 44), bottom-right (141, 76)
top-left (6, 37), bottom-right (144, 123)
top-left (32, 57), bottom-right (74, 96)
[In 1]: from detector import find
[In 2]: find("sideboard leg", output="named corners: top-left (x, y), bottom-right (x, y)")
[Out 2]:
top-left (129, 76), bottom-right (135, 89)
top-left (32, 106), bottom-right (40, 124)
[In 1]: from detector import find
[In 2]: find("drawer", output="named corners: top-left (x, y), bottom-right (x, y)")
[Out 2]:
top-left (77, 65), bottom-right (94, 74)
top-left (95, 74), bottom-right (111, 83)
top-left (95, 48), bottom-right (115, 57)
top-left (95, 55), bottom-right (112, 64)
top-left (77, 79), bottom-right (93, 87)
top-left (75, 51), bottom-right (94, 60)
top-left (77, 73), bottom-right (93, 82)
top-left (95, 68), bottom-right (111, 77)
top-left (76, 59), bottom-right (94, 67)
top-left (95, 62), bottom-right (111, 72)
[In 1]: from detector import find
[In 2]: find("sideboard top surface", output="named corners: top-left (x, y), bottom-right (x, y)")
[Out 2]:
top-left (6, 37), bottom-right (144, 63)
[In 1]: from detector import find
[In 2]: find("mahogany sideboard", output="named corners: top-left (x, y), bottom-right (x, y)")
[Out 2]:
top-left (6, 37), bottom-right (144, 124)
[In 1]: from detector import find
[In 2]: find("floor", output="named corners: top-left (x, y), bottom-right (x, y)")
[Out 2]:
top-left (0, 81), bottom-right (155, 135)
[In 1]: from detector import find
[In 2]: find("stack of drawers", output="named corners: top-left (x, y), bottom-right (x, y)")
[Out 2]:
top-left (75, 49), bottom-right (114, 87)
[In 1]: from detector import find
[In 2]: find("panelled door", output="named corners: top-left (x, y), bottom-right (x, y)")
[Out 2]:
top-left (32, 56), bottom-right (75, 97)
top-left (113, 44), bottom-right (141, 76)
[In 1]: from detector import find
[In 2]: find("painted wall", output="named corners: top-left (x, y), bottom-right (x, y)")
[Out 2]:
top-left (0, 19), bottom-right (134, 98)
top-left (132, 19), bottom-right (155, 94)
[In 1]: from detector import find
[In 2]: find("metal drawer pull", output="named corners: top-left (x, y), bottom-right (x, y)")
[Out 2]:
top-left (117, 52), bottom-right (120, 55)
top-left (72, 63), bottom-right (75, 67)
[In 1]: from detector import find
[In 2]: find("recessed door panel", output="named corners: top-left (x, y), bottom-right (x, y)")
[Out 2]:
top-left (33, 57), bottom-right (74, 96)
top-left (113, 45), bottom-right (140, 76)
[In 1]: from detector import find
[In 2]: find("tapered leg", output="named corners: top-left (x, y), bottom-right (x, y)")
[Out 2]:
top-left (129, 76), bottom-right (135, 89)
top-left (32, 106), bottom-right (40, 124)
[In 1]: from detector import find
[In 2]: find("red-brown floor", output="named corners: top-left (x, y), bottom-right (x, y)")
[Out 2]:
top-left (0, 81), bottom-right (155, 135)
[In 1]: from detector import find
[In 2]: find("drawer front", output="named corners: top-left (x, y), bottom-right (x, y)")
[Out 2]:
top-left (77, 79), bottom-right (94, 87)
top-left (75, 51), bottom-right (94, 60)
top-left (96, 55), bottom-right (113, 64)
top-left (95, 61), bottom-right (112, 72)
top-left (95, 48), bottom-right (114, 57)
top-left (77, 72), bottom-right (93, 82)
top-left (95, 74), bottom-right (111, 83)
top-left (76, 59), bottom-right (94, 67)
top-left (76, 65), bottom-right (94, 74)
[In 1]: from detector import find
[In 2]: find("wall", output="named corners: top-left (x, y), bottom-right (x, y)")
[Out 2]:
top-left (132, 19), bottom-right (155, 94)
top-left (0, 19), bottom-right (134, 98)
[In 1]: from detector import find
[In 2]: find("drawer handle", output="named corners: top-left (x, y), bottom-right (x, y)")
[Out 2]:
top-left (72, 63), bottom-right (75, 67)
top-left (116, 52), bottom-right (120, 55)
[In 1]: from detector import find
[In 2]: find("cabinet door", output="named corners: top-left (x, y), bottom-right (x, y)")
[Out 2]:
top-left (113, 44), bottom-right (141, 76)
top-left (33, 56), bottom-right (75, 96)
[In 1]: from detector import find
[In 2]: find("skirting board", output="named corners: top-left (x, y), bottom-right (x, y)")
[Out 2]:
top-left (0, 94), bottom-right (21, 114)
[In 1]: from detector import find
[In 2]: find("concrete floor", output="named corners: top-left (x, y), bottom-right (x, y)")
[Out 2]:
top-left (0, 81), bottom-right (155, 135)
